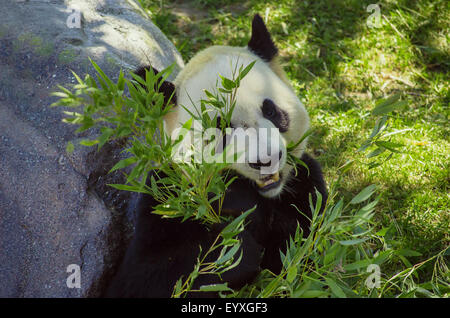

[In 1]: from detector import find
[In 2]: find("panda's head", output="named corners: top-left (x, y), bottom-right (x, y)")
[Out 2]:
top-left (144, 14), bottom-right (310, 198)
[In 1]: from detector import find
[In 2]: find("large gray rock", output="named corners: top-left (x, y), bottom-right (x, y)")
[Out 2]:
top-left (0, 0), bottom-right (183, 297)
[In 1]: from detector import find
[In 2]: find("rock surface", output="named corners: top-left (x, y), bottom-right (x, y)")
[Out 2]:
top-left (0, 0), bottom-right (183, 297)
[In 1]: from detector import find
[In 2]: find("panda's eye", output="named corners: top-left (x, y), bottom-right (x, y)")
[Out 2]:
top-left (265, 108), bottom-right (275, 118)
top-left (262, 100), bottom-right (277, 118)
top-left (261, 99), bottom-right (290, 133)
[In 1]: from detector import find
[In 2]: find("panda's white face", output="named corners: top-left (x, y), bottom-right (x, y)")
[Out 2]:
top-left (165, 15), bottom-right (310, 198)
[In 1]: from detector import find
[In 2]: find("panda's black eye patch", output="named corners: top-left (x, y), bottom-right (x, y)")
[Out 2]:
top-left (262, 99), bottom-right (289, 133)
top-left (264, 105), bottom-right (276, 118)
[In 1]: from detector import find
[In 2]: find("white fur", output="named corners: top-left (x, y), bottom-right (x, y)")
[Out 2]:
top-left (167, 45), bottom-right (310, 198)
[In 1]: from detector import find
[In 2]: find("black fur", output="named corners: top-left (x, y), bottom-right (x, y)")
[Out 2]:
top-left (248, 14), bottom-right (278, 62)
top-left (104, 153), bottom-right (327, 297)
top-left (262, 99), bottom-right (290, 133)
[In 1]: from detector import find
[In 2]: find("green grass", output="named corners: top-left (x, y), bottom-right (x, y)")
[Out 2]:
top-left (138, 0), bottom-right (449, 290)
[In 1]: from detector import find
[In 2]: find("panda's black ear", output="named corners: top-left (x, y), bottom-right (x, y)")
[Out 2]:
top-left (248, 14), bottom-right (278, 62)
top-left (134, 65), bottom-right (177, 107)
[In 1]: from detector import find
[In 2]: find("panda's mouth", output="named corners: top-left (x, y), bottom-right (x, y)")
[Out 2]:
top-left (255, 172), bottom-right (281, 191)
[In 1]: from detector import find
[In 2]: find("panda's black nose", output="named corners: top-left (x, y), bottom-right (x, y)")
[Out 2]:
top-left (249, 151), bottom-right (282, 170)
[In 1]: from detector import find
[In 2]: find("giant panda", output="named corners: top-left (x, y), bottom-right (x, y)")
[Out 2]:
top-left (104, 14), bottom-right (327, 298)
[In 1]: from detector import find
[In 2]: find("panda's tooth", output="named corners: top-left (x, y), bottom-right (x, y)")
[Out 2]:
top-left (272, 172), bottom-right (280, 182)
top-left (256, 180), bottom-right (265, 188)
top-left (256, 172), bottom-right (280, 188)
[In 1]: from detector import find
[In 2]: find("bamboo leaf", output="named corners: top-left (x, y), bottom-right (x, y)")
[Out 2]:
top-left (286, 266), bottom-right (298, 283)
top-left (325, 277), bottom-right (346, 298)
top-left (372, 94), bottom-right (407, 116)
top-left (66, 141), bottom-right (75, 154)
top-left (238, 61), bottom-right (256, 81)
top-left (109, 157), bottom-right (138, 173)
top-left (339, 238), bottom-right (369, 246)
top-left (79, 139), bottom-right (99, 146)
top-left (199, 283), bottom-right (233, 292)
top-left (350, 185), bottom-right (377, 204)
top-left (216, 243), bottom-right (241, 265)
